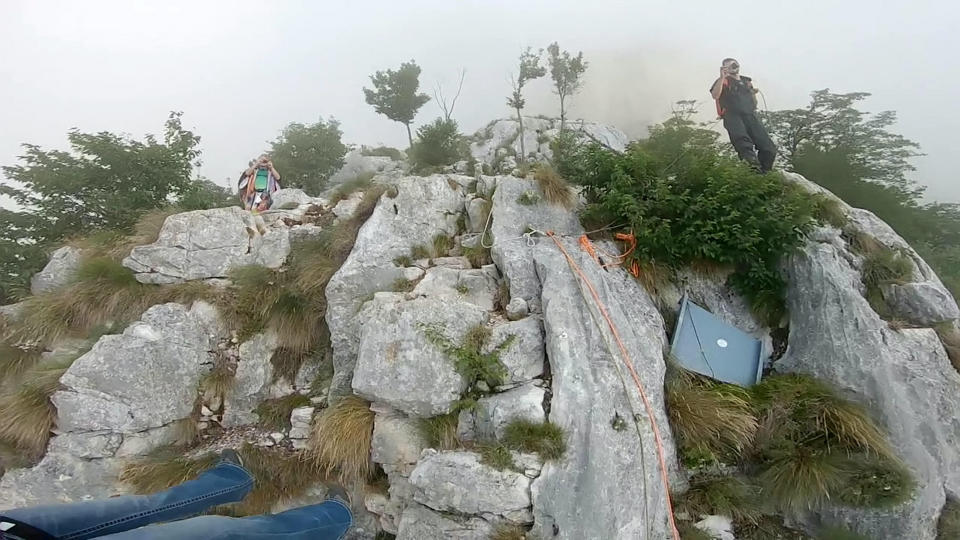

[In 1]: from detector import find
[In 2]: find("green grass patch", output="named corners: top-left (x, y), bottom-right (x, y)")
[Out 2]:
top-left (501, 419), bottom-right (566, 461)
top-left (411, 244), bottom-right (432, 260)
top-left (812, 194), bottom-right (848, 228)
top-left (432, 234), bottom-right (453, 258)
top-left (478, 443), bottom-right (519, 472)
top-left (420, 323), bottom-right (514, 399)
top-left (676, 475), bottom-right (760, 524)
top-left (392, 278), bottom-right (418, 293)
top-left (393, 255), bottom-right (413, 267)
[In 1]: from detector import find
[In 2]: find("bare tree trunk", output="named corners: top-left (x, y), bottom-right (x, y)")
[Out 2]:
top-left (516, 107), bottom-right (525, 164)
top-left (405, 122), bottom-right (413, 148)
top-left (559, 94), bottom-right (566, 132)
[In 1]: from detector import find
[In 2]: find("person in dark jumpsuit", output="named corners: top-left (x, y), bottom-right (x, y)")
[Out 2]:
top-left (709, 58), bottom-right (777, 172)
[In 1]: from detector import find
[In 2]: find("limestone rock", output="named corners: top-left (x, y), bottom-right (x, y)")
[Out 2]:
top-left (351, 295), bottom-right (487, 417)
top-left (123, 207), bottom-right (290, 284)
top-left (47, 432), bottom-right (122, 459)
top-left (490, 176), bottom-right (582, 309)
top-left (409, 450), bottom-right (532, 521)
top-left (396, 502), bottom-right (494, 540)
top-left (31, 246), bottom-right (82, 294)
top-left (431, 256), bottom-right (473, 270)
top-left (0, 453), bottom-right (124, 510)
top-left (882, 281), bottom-right (960, 325)
top-left (779, 239), bottom-right (960, 539)
top-left (222, 332), bottom-right (281, 427)
top-left (506, 297), bottom-right (528, 321)
top-left (490, 317), bottom-right (544, 385)
top-left (327, 148), bottom-right (401, 187)
top-left (467, 198), bottom-right (489, 233)
top-left (412, 266), bottom-right (499, 311)
top-left (459, 383), bottom-right (545, 441)
top-left (114, 425), bottom-right (179, 457)
top-left (333, 192), bottom-right (364, 220)
top-left (372, 412), bottom-right (427, 477)
top-left (53, 302), bottom-right (220, 434)
top-left (695, 515), bottom-right (736, 540)
top-left (288, 406), bottom-right (315, 441)
top-left (468, 118), bottom-right (628, 169)
top-left (530, 237), bottom-right (679, 540)
top-left (325, 175), bottom-right (467, 398)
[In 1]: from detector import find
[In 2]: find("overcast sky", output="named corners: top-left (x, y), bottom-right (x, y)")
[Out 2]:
top-left (2, 0), bottom-right (958, 202)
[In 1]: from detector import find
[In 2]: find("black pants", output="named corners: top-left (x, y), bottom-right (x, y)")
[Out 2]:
top-left (723, 112), bottom-right (776, 172)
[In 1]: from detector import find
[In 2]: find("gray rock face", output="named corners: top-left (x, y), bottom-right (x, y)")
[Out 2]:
top-left (0, 453), bottom-right (124, 510)
top-left (396, 502), bottom-right (494, 540)
top-left (490, 177), bottom-right (582, 309)
top-left (123, 207), bottom-right (290, 284)
top-left (47, 432), bottom-right (123, 459)
top-left (333, 192), bottom-right (364, 220)
top-left (53, 302), bottom-right (221, 434)
top-left (779, 239), bottom-right (960, 540)
top-left (352, 295), bottom-right (487, 417)
top-left (288, 406), bottom-right (315, 443)
top-left (490, 317), bottom-right (544, 384)
top-left (459, 383), bottom-right (545, 441)
top-left (412, 266), bottom-right (499, 311)
top-left (409, 450), bottom-right (532, 522)
top-left (31, 246), bottom-right (82, 295)
top-left (372, 412), bottom-right (427, 477)
top-left (505, 297), bottom-right (528, 321)
top-left (222, 332), bottom-right (283, 427)
top-left (326, 175), bottom-right (467, 397)
top-left (530, 237), bottom-right (679, 540)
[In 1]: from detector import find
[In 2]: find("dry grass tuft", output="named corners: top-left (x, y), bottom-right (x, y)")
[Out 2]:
top-left (418, 413), bottom-right (460, 450)
top-left (328, 172), bottom-right (376, 206)
top-left (757, 446), bottom-right (846, 511)
top-left (120, 447), bottom-right (220, 494)
top-left (0, 342), bottom-right (43, 381)
top-left (490, 523), bottom-right (529, 540)
top-left (533, 164), bottom-right (575, 208)
top-left (666, 369), bottom-right (757, 462)
top-left (432, 234), bottom-right (453, 258)
top-left (812, 195), bottom-right (848, 228)
top-left (938, 498), bottom-right (960, 540)
top-left (0, 358), bottom-right (76, 455)
top-left (308, 395), bottom-right (375, 485)
top-left (67, 208), bottom-right (178, 260)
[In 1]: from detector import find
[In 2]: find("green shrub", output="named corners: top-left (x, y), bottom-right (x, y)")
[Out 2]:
top-left (410, 118), bottom-right (464, 170)
top-left (421, 324), bottom-right (513, 397)
top-left (564, 132), bottom-right (817, 326)
top-left (501, 419), bottom-right (566, 461)
top-left (361, 146), bottom-right (404, 161)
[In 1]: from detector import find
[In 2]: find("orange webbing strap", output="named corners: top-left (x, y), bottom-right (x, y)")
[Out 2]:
top-left (578, 235), bottom-right (600, 264)
top-left (578, 233), bottom-right (638, 269)
top-left (547, 231), bottom-right (681, 540)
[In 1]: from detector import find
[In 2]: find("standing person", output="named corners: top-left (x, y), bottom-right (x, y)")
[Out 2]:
top-left (709, 58), bottom-right (777, 173)
top-left (240, 155), bottom-right (282, 212)
top-left (0, 450), bottom-right (352, 540)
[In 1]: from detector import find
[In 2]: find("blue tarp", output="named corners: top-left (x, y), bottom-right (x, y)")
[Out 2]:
top-left (669, 296), bottom-right (764, 387)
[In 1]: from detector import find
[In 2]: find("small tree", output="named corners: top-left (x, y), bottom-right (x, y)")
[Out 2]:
top-left (434, 69), bottom-right (466, 122)
top-left (546, 42), bottom-right (588, 132)
top-left (409, 118), bottom-right (463, 170)
top-left (268, 118), bottom-right (347, 195)
top-left (363, 61), bottom-right (431, 148)
top-left (506, 48), bottom-right (547, 163)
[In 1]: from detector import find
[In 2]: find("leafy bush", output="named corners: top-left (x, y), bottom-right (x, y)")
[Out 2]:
top-left (420, 323), bottom-right (514, 400)
top-left (564, 124), bottom-right (816, 326)
top-left (410, 118), bottom-right (464, 170)
top-left (269, 118), bottom-right (347, 196)
top-left (177, 178), bottom-right (236, 211)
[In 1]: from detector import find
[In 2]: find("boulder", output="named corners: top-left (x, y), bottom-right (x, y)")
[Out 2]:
top-left (412, 266), bottom-right (499, 311)
top-left (779, 239), bottom-right (960, 539)
top-left (695, 515), bottom-right (736, 540)
top-left (468, 118), bottom-right (628, 169)
top-left (333, 192), bottom-right (364, 220)
top-left (0, 453), bottom-right (124, 510)
top-left (31, 246), bottom-right (82, 294)
top-left (53, 302), bottom-right (220, 434)
top-left (882, 281), bottom-right (960, 325)
top-left (529, 237), bottom-right (680, 540)
top-left (270, 188), bottom-right (315, 210)
top-left (459, 383), bottom-right (545, 441)
top-left (372, 412), bottom-right (427, 477)
top-left (489, 317), bottom-right (544, 384)
top-left (409, 450), bottom-right (532, 522)
top-left (431, 256), bottom-right (473, 270)
top-left (327, 148), bottom-right (401, 187)
top-left (505, 297), bottom-right (528, 321)
top-left (490, 177), bottom-right (582, 309)
top-left (288, 406), bottom-right (315, 441)
top-left (222, 332), bottom-right (285, 427)
top-left (326, 176), bottom-right (467, 397)
top-left (396, 502), bottom-right (494, 540)
top-left (351, 295), bottom-right (487, 417)
top-left (47, 432), bottom-right (122, 459)
top-left (123, 207), bottom-right (290, 284)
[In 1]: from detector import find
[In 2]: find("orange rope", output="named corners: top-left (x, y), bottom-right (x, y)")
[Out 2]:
top-left (547, 231), bottom-right (680, 540)
top-left (578, 233), bottom-right (638, 269)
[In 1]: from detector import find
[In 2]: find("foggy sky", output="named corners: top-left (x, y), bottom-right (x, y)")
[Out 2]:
top-left (2, 0), bottom-right (958, 202)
